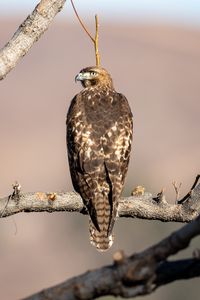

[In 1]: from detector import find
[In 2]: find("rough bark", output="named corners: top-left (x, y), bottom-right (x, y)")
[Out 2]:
top-left (23, 215), bottom-right (200, 300)
top-left (1, 183), bottom-right (200, 223)
top-left (0, 0), bottom-right (66, 80)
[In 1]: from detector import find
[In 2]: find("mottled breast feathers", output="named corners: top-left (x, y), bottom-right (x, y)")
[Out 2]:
top-left (66, 66), bottom-right (133, 251)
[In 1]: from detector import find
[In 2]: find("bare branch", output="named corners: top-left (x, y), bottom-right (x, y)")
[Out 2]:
top-left (23, 215), bottom-right (200, 300)
top-left (0, 0), bottom-right (66, 80)
top-left (155, 259), bottom-right (200, 287)
top-left (1, 183), bottom-right (200, 222)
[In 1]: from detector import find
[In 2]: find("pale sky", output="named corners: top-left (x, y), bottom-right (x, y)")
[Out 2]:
top-left (1, 0), bottom-right (200, 27)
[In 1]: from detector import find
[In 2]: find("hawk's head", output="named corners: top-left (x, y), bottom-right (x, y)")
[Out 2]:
top-left (75, 66), bottom-right (113, 89)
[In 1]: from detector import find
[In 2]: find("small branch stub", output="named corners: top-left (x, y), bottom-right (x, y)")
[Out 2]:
top-left (113, 250), bottom-right (126, 265)
top-left (0, 181), bottom-right (21, 217)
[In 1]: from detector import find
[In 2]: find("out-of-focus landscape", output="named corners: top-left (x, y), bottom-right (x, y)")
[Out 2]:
top-left (0, 1), bottom-right (200, 299)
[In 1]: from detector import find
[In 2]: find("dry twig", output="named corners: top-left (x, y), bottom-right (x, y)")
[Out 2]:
top-left (178, 174), bottom-right (200, 204)
top-left (172, 180), bottom-right (182, 203)
top-left (70, 0), bottom-right (100, 66)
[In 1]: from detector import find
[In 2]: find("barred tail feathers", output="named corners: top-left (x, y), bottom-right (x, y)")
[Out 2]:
top-left (89, 219), bottom-right (114, 251)
top-left (89, 195), bottom-right (114, 251)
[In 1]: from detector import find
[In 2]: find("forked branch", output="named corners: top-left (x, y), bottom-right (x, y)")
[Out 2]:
top-left (70, 0), bottom-right (101, 66)
top-left (24, 215), bottom-right (200, 299)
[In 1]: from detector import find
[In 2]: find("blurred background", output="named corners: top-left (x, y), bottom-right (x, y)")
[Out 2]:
top-left (0, 1), bottom-right (200, 299)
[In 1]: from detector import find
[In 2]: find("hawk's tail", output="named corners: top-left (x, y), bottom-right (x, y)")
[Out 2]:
top-left (88, 194), bottom-right (115, 252)
top-left (89, 219), bottom-right (114, 251)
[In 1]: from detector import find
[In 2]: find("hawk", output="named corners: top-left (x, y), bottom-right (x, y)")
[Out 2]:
top-left (66, 66), bottom-right (133, 251)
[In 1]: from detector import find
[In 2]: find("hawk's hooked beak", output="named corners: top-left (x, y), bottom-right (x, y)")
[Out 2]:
top-left (75, 72), bottom-right (91, 83)
top-left (75, 73), bottom-right (82, 82)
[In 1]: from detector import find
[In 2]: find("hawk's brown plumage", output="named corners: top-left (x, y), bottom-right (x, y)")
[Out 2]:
top-left (66, 66), bottom-right (133, 251)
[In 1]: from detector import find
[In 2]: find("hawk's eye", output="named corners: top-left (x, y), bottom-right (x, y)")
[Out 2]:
top-left (90, 72), bottom-right (97, 76)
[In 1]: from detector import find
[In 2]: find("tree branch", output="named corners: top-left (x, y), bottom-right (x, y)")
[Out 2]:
top-left (0, 183), bottom-right (200, 222)
top-left (23, 215), bottom-right (200, 300)
top-left (155, 259), bottom-right (200, 287)
top-left (0, 0), bottom-right (66, 80)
